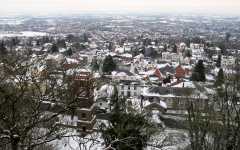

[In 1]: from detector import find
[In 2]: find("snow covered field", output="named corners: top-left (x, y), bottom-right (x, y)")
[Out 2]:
top-left (0, 31), bottom-right (48, 38)
top-left (0, 18), bottom-right (25, 25)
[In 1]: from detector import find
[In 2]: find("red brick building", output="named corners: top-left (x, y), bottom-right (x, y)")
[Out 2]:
top-left (175, 65), bottom-right (185, 79)
top-left (74, 72), bottom-right (96, 134)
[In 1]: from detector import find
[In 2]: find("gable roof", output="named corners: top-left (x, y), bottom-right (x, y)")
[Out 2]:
top-left (175, 65), bottom-right (186, 78)
top-left (145, 102), bottom-right (167, 111)
top-left (154, 68), bottom-right (163, 80)
top-left (159, 65), bottom-right (175, 76)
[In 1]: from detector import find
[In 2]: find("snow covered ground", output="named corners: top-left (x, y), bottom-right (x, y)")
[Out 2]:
top-left (50, 129), bottom-right (104, 150)
top-left (48, 111), bottom-right (190, 150)
top-left (0, 31), bottom-right (48, 38)
top-left (147, 128), bottom-right (190, 150)
top-left (48, 128), bottom-right (189, 150)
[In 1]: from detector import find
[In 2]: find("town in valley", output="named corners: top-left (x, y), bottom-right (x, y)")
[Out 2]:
top-left (0, 1), bottom-right (240, 150)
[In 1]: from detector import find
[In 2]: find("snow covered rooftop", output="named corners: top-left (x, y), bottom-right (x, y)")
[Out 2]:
top-left (66, 58), bottom-right (79, 64)
top-left (172, 81), bottom-right (195, 88)
top-left (120, 53), bottom-right (133, 58)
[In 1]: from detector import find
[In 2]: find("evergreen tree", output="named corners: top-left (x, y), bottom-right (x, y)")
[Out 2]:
top-left (56, 39), bottom-right (66, 48)
top-left (11, 37), bottom-right (19, 47)
top-left (65, 48), bottom-right (73, 56)
top-left (72, 42), bottom-right (81, 50)
top-left (216, 55), bottom-right (221, 68)
top-left (218, 43), bottom-right (226, 54)
top-left (50, 43), bottom-right (59, 53)
top-left (154, 39), bottom-right (159, 46)
top-left (36, 40), bottom-right (40, 46)
top-left (143, 38), bottom-right (151, 46)
top-left (225, 32), bottom-right (231, 42)
top-left (100, 112), bottom-right (156, 150)
top-left (108, 42), bottom-right (114, 50)
top-left (42, 36), bottom-right (50, 43)
top-left (185, 38), bottom-right (191, 47)
top-left (0, 41), bottom-right (7, 55)
top-left (83, 33), bottom-right (88, 43)
top-left (100, 88), bottom-right (156, 150)
top-left (141, 47), bottom-right (146, 55)
top-left (191, 60), bottom-right (206, 82)
top-left (185, 49), bottom-right (192, 57)
top-left (131, 48), bottom-right (139, 57)
top-left (215, 68), bottom-right (224, 87)
top-left (102, 55), bottom-right (116, 74)
top-left (172, 44), bottom-right (178, 53)
top-left (66, 34), bottom-right (75, 42)
top-left (192, 36), bottom-right (202, 44)
top-left (90, 59), bottom-right (99, 72)
top-left (163, 44), bottom-right (167, 52)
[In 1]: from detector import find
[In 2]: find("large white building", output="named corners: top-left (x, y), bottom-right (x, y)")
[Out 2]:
top-left (162, 52), bottom-right (183, 62)
top-left (221, 56), bottom-right (236, 68)
top-left (118, 81), bottom-right (142, 98)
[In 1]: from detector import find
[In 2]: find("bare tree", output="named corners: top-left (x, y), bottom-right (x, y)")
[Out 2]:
top-left (187, 62), bottom-right (240, 150)
top-left (0, 51), bottom-right (79, 150)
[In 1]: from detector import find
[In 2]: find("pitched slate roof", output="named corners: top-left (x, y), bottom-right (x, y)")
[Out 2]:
top-left (159, 65), bottom-right (175, 76)
top-left (148, 86), bottom-right (194, 97)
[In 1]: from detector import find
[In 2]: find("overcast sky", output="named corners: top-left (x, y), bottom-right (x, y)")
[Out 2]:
top-left (1, 0), bottom-right (240, 16)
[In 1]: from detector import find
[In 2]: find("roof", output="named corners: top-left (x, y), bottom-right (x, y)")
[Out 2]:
top-left (66, 58), bottom-right (79, 64)
top-left (144, 102), bottom-right (167, 110)
top-left (159, 65), bottom-right (175, 76)
top-left (175, 65), bottom-right (185, 78)
top-left (154, 68), bottom-right (163, 80)
top-left (172, 81), bottom-right (195, 88)
top-left (120, 53), bottom-right (132, 58)
top-left (113, 69), bottom-right (135, 76)
top-left (146, 86), bottom-right (194, 97)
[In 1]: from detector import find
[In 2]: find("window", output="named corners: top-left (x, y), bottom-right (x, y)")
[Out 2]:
top-left (82, 126), bottom-right (86, 132)
top-left (127, 91), bottom-right (131, 97)
top-left (99, 103), bottom-right (102, 106)
top-left (133, 86), bottom-right (137, 90)
top-left (81, 113), bottom-right (86, 118)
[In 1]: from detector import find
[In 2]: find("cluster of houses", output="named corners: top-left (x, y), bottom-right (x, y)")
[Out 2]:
top-left (4, 34), bottom-right (238, 134)
top-left (93, 42), bottom-right (232, 116)
top-left (33, 38), bottom-right (238, 118)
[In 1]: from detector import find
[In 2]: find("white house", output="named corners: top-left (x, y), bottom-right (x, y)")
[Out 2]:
top-left (162, 52), bottom-right (183, 62)
top-left (221, 56), bottom-right (236, 68)
top-left (118, 81), bottom-right (142, 98)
